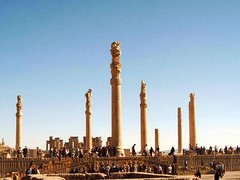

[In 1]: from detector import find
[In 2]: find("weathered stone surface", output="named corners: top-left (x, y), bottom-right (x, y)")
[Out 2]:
top-left (189, 93), bottom-right (196, 148)
top-left (178, 107), bottom-right (182, 153)
top-left (15, 95), bottom-right (23, 150)
top-left (140, 81), bottom-right (148, 153)
top-left (85, 89), bottom-right (92, 151)
top-left (22, 174), bottom-right (65, 180)
top-left (110, 41), bottom-right (124, 157)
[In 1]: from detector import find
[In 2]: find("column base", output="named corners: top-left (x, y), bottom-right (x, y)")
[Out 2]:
top-left (116, 147), bottom-right (125, 157)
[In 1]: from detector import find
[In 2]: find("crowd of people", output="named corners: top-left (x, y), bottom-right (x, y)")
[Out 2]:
top-left (68, 161), bottom-right (177, 176)
top-left (188, 144), bottom-right (240, 155)
top-left (12, 143), bottom-right (229, 179)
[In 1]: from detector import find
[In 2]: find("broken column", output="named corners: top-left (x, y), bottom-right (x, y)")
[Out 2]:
top-left (15, 95), bottom-right (23, 150)
top-left (140, 81), bottom-right (148, 153)
top-left (189, 93), bottom-right (196, 149)
top-left (155, 128), bottom-right (159, 151)
top-left (85, 89), bottom-right (93, 152)
top-left (178, 107), bottom-right (182, 153)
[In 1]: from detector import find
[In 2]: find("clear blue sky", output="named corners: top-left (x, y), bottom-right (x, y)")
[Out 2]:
top-left (0, 0), bottom-right (240, 151)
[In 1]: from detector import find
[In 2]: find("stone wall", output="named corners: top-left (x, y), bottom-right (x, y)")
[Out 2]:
top-left (1, 154), bottom-right (240, 178)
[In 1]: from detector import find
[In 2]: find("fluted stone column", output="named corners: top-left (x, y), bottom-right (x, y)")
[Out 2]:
top-left (110, 42), bottom-right (124, 156)
top-left (155, 129), bottom-right (159, 150)
top-left (15, 95), bottom-right (23, 150)
top-left (189, 93), bottom-right (196, 149)
top-left (85, 89), bottom-right (92, 152)
top-left (140, 81), bottom-right (148, 153)
top-left (178, 107), bottom-right (182, 153)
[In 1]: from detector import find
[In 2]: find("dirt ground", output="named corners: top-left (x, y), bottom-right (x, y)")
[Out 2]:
top-left (178, 171), bottom-right (240, 180)
top-left (200, 171), bottom-right (240, 180)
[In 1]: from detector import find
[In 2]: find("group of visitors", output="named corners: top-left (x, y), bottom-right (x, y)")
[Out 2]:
top-left (68, 161), bottom-right (176, 176)
top-left (15, 146), bottom-right (29, 158)
top-left (25, 162), bottom-right (40, 175)
top-left (49, 145), bottom-right (124, 161)
top-left (132, 144), bottom-right (161, 157)
top-left (210, 161), bottom-right (225, 179)
top-left (189, 144), bottom-right (240, 155)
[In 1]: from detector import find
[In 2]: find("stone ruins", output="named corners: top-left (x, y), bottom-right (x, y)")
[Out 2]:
top-left (12, 41), bottom-right (199, 155)
top-left (2, 41), bottom-right (240, 179)
top-left (15, 95), bottom-right (23, 150)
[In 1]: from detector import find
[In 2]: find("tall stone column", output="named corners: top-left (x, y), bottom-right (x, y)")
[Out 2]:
top-left (140, 81), bottom-right (148, 153)
top-left (15, 95), bottom-right (23, 150)
top-left (178, 107), bottom-right (182, 153)
top-left (155, 128), bottom-right (159, 150)
top-left (85, 89), bottom-right (92, 152)
top-left (189, 93), bottom-right (196, 149)
top-left (110, 42), bottom-right (124, 156)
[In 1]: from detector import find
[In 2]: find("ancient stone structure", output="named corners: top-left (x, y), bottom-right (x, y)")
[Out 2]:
top-left (140, 81), bottom-right (148, 153)
top-left (110, 42), bottom-right (124, 156)
top-left (154, 129), bottom-right (159, 151)
top-left (65, 136), bottom-right (81, 149)
top-left (46, 136), bottom-right (63, 151)
top-left (15, 95), bottom-right (23, 150)
top-left (92, 137), bottom-right (102, 148)
top-left (189, 93), bottom-right (196, 149)
top-left (85, 89), bottom-right (92, 152)
top-left (178, 107), bottom-right (182, 153)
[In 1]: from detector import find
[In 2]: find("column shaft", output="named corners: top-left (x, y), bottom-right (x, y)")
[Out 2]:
top-left (140, 81), bottom-right (148, 152)
top-left (85, 89), bottom-right (92, 152)
top-left (15, 95), bottom-right (23, 150)
top-left (189, 93), bottom-right (196, 149)
top-left (155, 129), bottom-right (159, 150)
top-left (110, 42), bottom-right (124, 156)
top-left (178, 107), bottom-right (182, 153)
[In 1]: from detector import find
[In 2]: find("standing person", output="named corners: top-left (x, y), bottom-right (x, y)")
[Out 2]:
top-left (132, 144), bottom-right (136, 157)
top-left (194, 169), bottom-right (201, 178)
top-left (143, 144), bottom-right (148, 157)
top-left (17, 147), bottom-right (22, 158)
top-left (214, 170), bottom-right (221, 180)
top-left (149, 147), bottom-right (154, 156)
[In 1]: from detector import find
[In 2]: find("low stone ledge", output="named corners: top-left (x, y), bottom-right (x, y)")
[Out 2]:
top-left (20, 173), bottom-right (198, 180)
top-left (22, 174), bottom-right (65, 180)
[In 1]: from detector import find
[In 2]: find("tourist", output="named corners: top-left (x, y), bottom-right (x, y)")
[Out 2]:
top-left (214, 170), bottom-right (221, 180)
top-left (168, 146), bottom-right (175, 156)
top-left (184, 160), bottom-right (188, 169)
top-left (31, 164), bottom-right (40, 174)
top-left (168, 164), bottom-right (172, 174)
top-left (194, 169), bottom-right (201, 178)
top-left (155, 146), bottom-right (160, 156)
top-left (36, 147), bottom-right (42, 158)
top-left (143, 144), bottom-right (148, 157)
top-left (17, 147), bottom-right (22, 158)
top-left (132, 144), bottom-right (136, 157)
top-left (149, 147), bottom-right (154, 156)
top-left (23, 146), bottom-right (28, 157)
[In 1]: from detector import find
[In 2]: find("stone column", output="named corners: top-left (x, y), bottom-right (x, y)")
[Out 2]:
top-left (85, 89), bottom-right (92, 152)
top-left (189, 93), bottom-right (196, 149)
top-left (110, 42), bottom-right (124, 156)
top-left (155, 129), bottom-right (159, 150)
top-left (140, 81), bottom-right (148, 153)
top-left (178, 107), bottom-right (182, 153)
top-left (15, 95), bottom-right (23, 150)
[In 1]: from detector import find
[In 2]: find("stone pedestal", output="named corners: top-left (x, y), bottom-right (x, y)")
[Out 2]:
top-left (15, 95), bottom-right (23, 150)
top-left (110, 42), bottom-right (124, 156)
top-left (140, 81), bottom-right (148, 153)
top-left (189, 93), bottom-right (196, 149)
top-left (178, 107), bottom-right (182, 153)
top-left (85, 89), bottom-right (92, 152)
